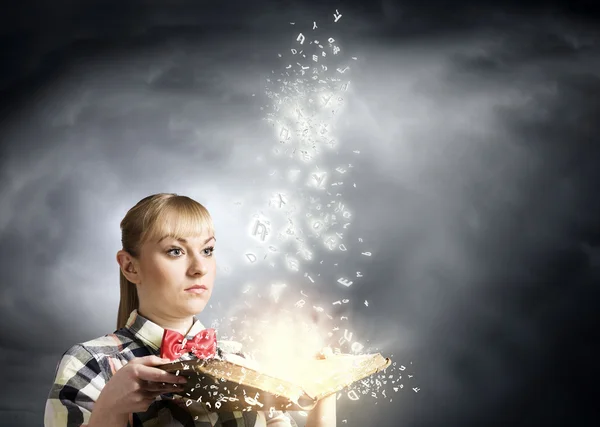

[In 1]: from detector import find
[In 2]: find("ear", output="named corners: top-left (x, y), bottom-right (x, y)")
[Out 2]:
top-left (116, 250), bottom-right (141, 285)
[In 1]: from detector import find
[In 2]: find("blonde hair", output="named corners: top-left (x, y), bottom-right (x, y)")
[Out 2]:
top-left (116, 193), bottom-right (214, 330)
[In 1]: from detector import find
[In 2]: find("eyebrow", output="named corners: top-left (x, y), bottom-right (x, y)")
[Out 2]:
top-left (157, 235), bottom-right (216, 245)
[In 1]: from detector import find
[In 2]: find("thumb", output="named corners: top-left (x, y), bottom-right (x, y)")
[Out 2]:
top-left (129, 355), bottom-right (172, 366)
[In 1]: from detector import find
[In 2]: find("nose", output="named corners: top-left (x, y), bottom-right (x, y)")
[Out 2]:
top-left (188, 253), bottom-right (209, 276)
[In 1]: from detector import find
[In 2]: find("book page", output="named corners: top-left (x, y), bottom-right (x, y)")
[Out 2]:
top-left (158, 353), bottom-right (390, 411)
top-left (297, 354), bottom-right (391, 399)
top-left (250, 353), bottom-right (390, 399)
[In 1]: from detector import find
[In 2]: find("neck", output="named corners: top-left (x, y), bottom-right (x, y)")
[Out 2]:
top-left (138, 307), bottom-right (195, 336)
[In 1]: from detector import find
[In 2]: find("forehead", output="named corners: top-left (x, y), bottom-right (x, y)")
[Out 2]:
top-left (156, 234), bottom-right (215, 245)
top-left (143, 211), bottom-right (214, 245)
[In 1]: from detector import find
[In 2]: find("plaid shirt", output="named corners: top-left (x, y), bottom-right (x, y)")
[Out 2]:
top-left (45, 309), bottom-right (298, 427)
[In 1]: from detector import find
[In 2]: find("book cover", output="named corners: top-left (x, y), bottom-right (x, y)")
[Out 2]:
top-left (157, 353), bottom-right (391, 412)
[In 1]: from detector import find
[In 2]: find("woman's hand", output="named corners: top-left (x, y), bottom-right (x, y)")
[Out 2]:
top-left (88, 355), bottom-right (188, 426)
top-left (306, 347), bottom-right (337, 427)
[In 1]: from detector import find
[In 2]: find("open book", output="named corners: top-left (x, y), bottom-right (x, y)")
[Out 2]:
top-left (156, 353), bottom-right (391, 412)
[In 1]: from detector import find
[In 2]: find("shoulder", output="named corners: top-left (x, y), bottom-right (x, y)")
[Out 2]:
top-left (69, 331), bottom-right (130, 361)
top-left (80, 330), bottom-right (135, 356)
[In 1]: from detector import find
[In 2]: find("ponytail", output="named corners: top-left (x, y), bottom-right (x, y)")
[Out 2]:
top-left (116, 268), bottom-right (139, 330)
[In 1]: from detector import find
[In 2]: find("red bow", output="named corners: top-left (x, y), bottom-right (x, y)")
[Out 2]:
top-left (160, 328), bottom-right (217, 361)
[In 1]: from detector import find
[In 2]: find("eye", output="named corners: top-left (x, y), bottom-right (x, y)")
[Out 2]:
top-left (167, 247), bottom-right (183, 257)
top-left (203, 246), bottom-right (215, 256)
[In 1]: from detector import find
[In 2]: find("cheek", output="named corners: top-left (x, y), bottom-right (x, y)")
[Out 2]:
top-left (208, 259), bottom-right (217, 278)
top-left (141, 258), bottom-right (172, 288)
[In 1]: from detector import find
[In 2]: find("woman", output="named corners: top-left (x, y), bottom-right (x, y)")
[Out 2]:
top-left (44, 193), bottom-right (336, 427)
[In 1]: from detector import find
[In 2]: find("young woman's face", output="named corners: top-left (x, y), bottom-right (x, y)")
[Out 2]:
top-left (135, 229), bottom-right (216, 318)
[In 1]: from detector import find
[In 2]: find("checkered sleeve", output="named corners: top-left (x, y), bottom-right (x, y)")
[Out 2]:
top-left (44, 345), bottom-right (107, 427)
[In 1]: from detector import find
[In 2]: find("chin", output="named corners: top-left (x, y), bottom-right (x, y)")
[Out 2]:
top-left (188, 301), bottom-right (209, 314)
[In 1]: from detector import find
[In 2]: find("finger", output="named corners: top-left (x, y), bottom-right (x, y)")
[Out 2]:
top-left (129, 355), bottom-right (172, 366)
top-left (136, 365), bottom-right (188, 384)
top-left (145, 385), bottom-right (184, 394)
top-left (143, 381), bottom-right (186, 393)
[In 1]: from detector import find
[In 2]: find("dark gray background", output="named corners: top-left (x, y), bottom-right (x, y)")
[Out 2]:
top-left (1, 1), bottom-right (599, 426)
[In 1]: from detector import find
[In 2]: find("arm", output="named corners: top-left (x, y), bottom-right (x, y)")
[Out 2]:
top-left (264, 395), bottom-right (337, 427)
top-left (305, 394), bottom-right (336, 427)
top-left (44, 345), bottom-right (127, 427)
top-left (305, 347), bottom-right (337, 426)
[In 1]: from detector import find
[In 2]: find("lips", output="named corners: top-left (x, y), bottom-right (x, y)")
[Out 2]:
top-left (185, 284), bottom-right (207, 291)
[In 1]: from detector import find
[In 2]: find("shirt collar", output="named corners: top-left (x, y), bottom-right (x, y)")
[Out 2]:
top-left (124, 309), bottom-right (207, 352)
